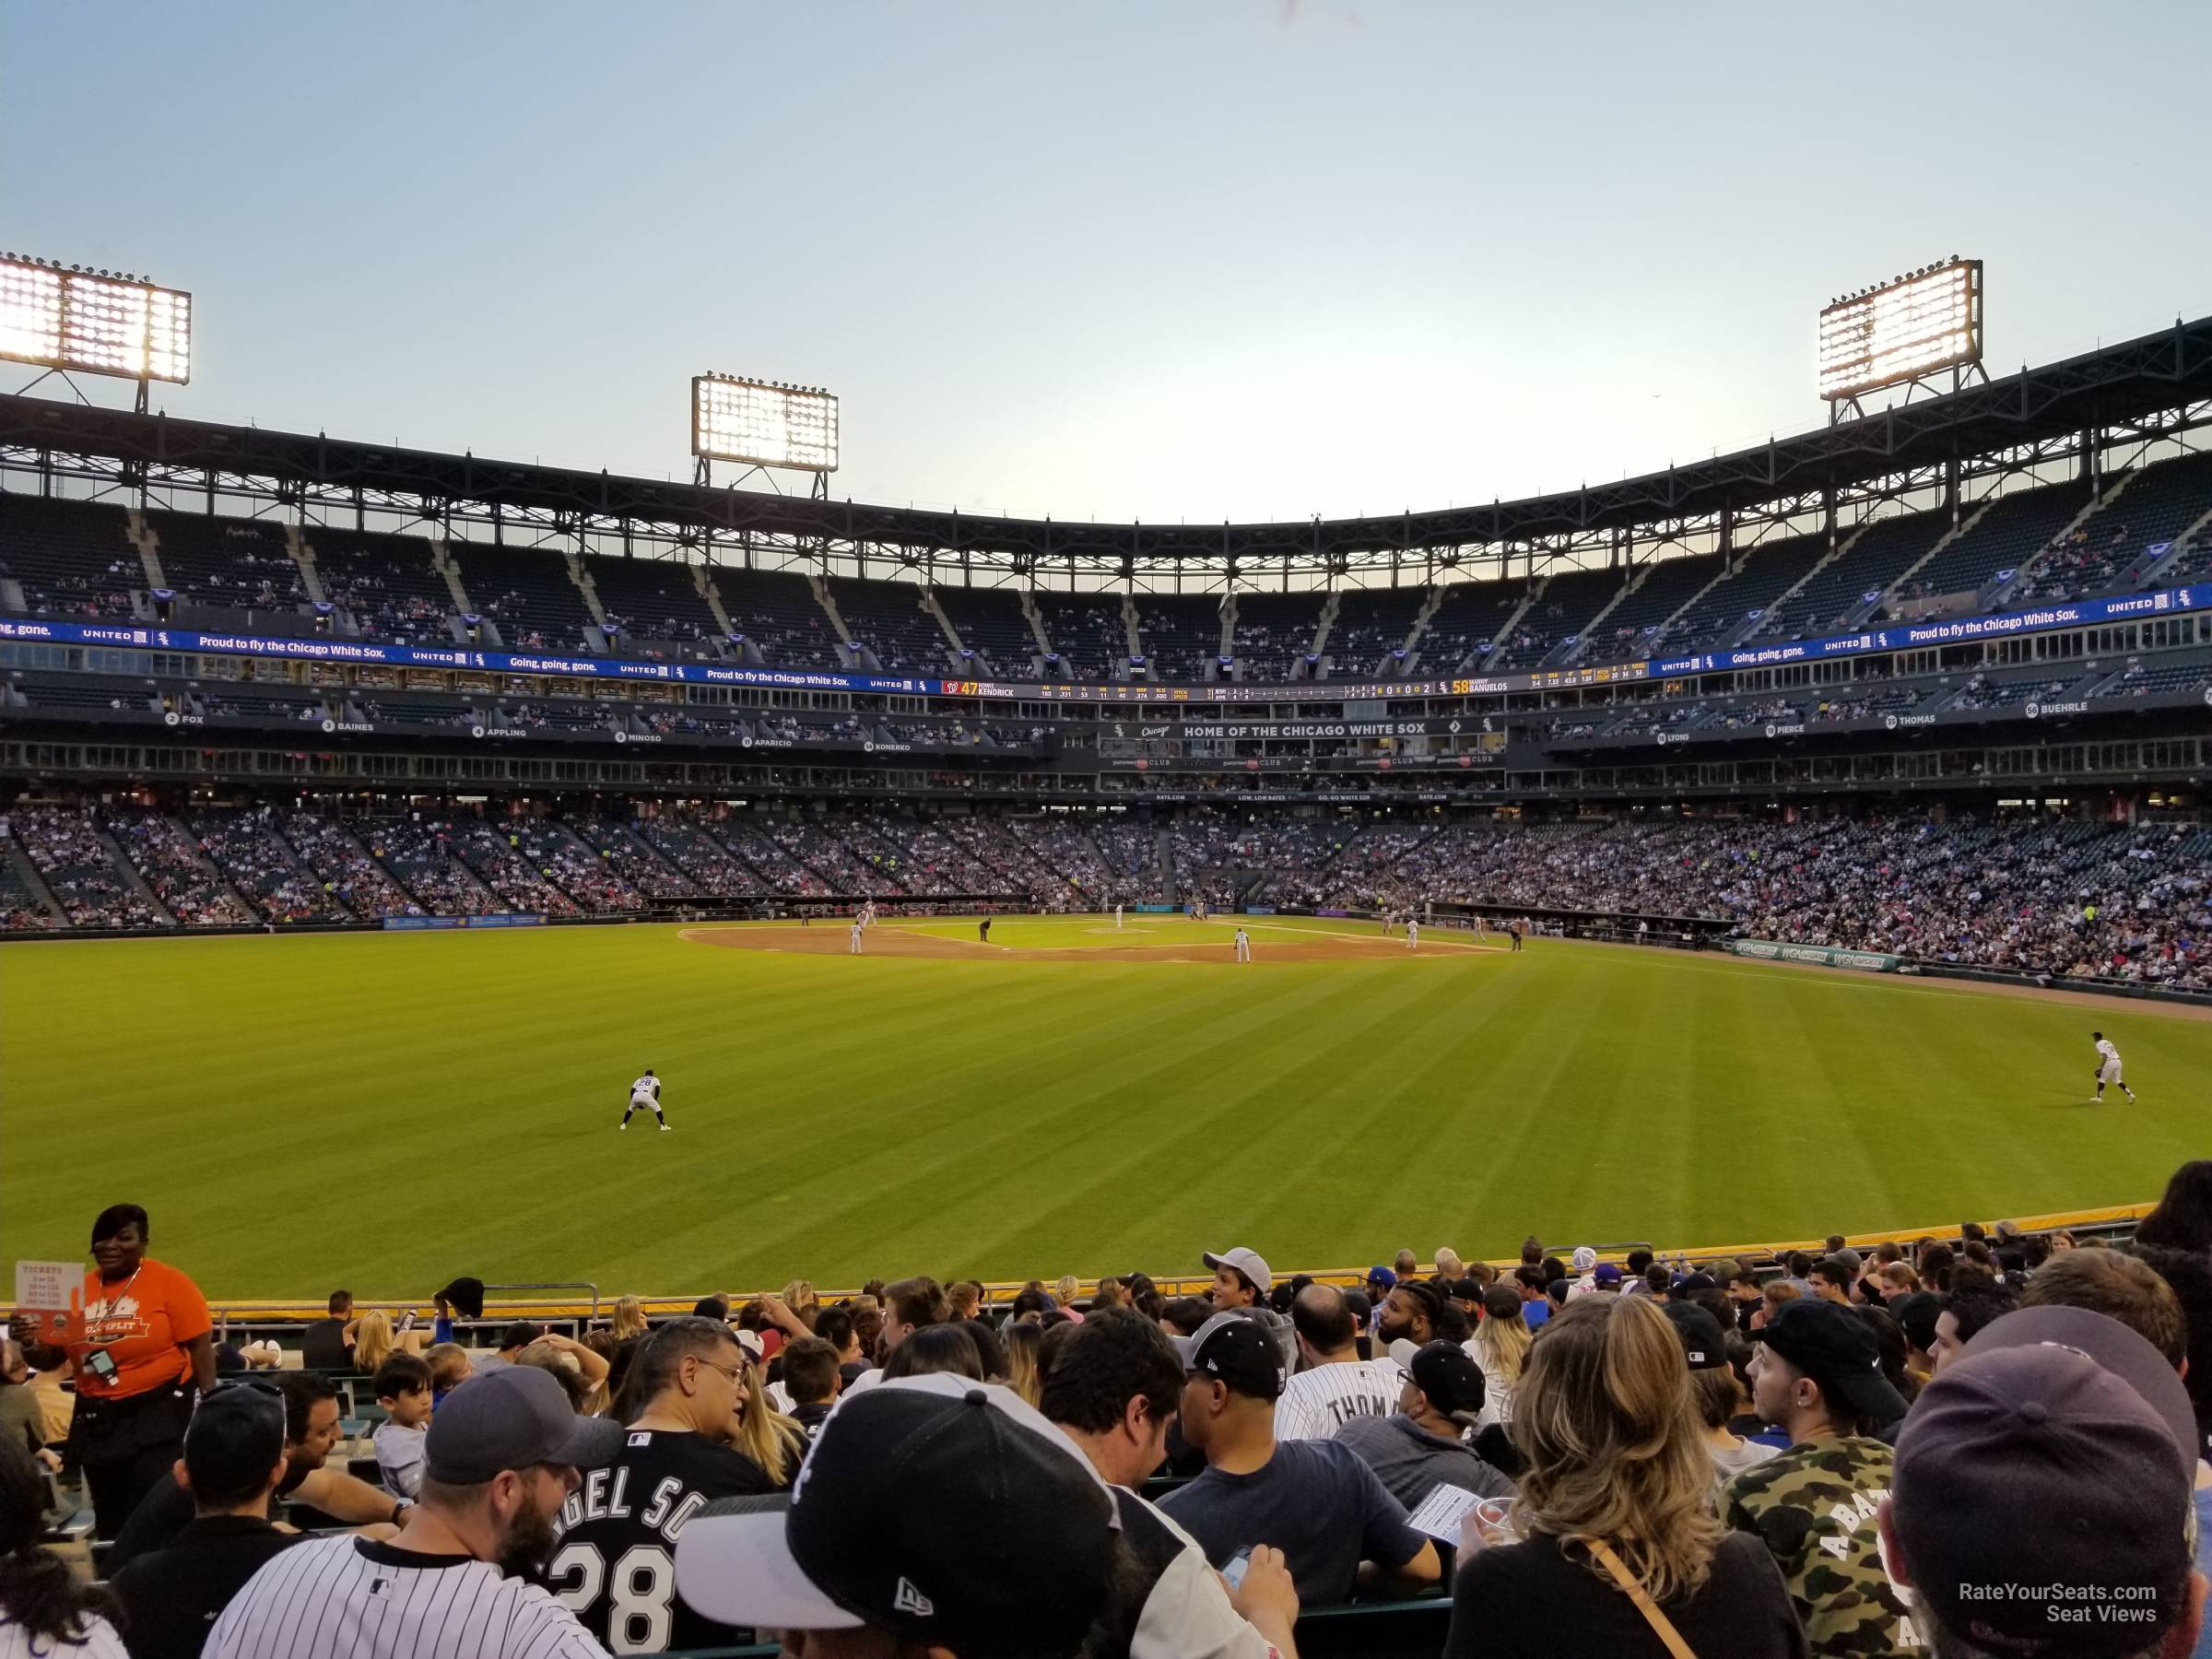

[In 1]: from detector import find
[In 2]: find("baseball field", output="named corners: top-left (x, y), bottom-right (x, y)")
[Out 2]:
top-left (4, 914), bottom-right (2208, 1302)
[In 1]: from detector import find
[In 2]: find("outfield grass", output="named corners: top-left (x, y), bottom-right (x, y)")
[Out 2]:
top-left (4, 917), bottom-right (2208, 1300)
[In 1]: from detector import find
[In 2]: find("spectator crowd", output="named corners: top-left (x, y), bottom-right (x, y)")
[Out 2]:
top-left (18, 1160), bottom-right (2212, 1659)
top-left (6, 799), bottom-right (2210, 989)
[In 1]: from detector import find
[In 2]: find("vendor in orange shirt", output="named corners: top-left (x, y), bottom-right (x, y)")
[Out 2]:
top-left (65, 1203), bottom-right (218, 1537)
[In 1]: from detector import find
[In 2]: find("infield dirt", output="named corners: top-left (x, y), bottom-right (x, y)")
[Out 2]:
top-left (681, 920), bottom-right (1492, 965)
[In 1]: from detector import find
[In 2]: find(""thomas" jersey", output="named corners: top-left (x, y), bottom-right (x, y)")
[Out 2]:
top-left (548, 1430), bottom-right (775, 1653)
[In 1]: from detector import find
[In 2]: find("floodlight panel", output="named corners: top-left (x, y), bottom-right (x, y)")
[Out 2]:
top-left (691, 375), bottom-right (839, 471)
top-left (1818, 258), bottom-right (1980, 402)
top-left (0, 256), bottom-right (192, 384)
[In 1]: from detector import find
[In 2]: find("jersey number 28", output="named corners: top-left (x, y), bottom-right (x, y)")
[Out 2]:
top-left (549, 1541), bottom-right (674, 1653)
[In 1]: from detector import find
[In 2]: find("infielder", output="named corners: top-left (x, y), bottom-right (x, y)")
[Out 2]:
top-left (1406, 918), bottom-right (1418, 951)
top-left (849, 917), bottom-right (865, 955)
top-left (1233, 925), bottom-right (1252, 962)
top-left (2092, 1030), bottom-right (2137, 1102)
top-left (1114, 903), bottom-right (1124, 930)
top-left (621, 1069), bottom-right (669, 1132)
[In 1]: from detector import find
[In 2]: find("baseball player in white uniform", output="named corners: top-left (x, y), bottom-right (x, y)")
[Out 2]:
top-left (1114, 903), bottom-right (1124, 930)
top-left (2092, 1030), bottom-right (2136, 1102)
top-left (849, 918), bottom-right (865, 955)
top-left (621, 1069), bottom-right (669, 1132)
top-left (1233, 926), bottom-right (1252, 963)
top-left (1406, 918), bottom-right (1418, 951)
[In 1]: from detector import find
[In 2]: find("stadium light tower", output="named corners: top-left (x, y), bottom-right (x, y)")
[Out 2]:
top-left (0, 253), bottom-right (192, 415)
top-left (691, 373), bottom-right (840, 497)
top-left (1818, 256), bottom-right (1984, 423)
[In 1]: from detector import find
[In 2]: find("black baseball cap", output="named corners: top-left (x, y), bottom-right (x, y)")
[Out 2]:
top-left (422, 1366), bottom-right (624, 1483)
top-left (674, 1375), bottom-right (1120, 1659)
top-left (1757, 1298), bottom-right (1907, 1422)
top-left (1662, 1300), bottom-right (1728, 1370)
top-left (1963, 1304), bottom-right (2198, 1466)
top-left (1890, 1290), bottom-right (1942, 1355)
top-left (1896, 1314), bottom-right (2196, 1658)
top-left (1178, 1311), bottom-right (1286, 1400)
top-left (436, 1277), bottom-right (485, 1320)
top-left (1390, 1338), bottom-right (1488, 1417)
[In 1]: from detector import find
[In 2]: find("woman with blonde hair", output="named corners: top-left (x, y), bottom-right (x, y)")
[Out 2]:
top-left (1443, 1296), bottom-right (1804, 1658)
top-left (999, 1320), bottom-right (1044, 1407)
top-left (352, 1311), bottom-right (395, 1374)
top-left (733, 1349), bottom-right (808, 1487)
top-left (777, 1281), bottom-right (819, 1328)
top-left (607, 1295), bottom-right (647, 1345)
top-left (1470, 1285), bottom-right (1532, 1426)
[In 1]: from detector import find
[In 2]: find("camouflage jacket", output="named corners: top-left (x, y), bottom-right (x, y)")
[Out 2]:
top-left (1722, 1435), bottom-right (1928, 1659)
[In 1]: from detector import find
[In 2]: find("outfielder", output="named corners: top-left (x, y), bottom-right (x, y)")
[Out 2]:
top-left (621, 1069), bottom-right (670, 1132)
top-left (2092, 1030), bottom-right (2136, 1102)
top-left (850, 917), bottom-right (865, 955)
top-left (1233, 925), bottom-right (1252, 963)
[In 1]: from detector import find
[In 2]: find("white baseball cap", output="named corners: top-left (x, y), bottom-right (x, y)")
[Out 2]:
top-left (1202, 1247), bottom-right (1273, 1294)
top-left (1571, 1246), bottom-right (1598, 1273)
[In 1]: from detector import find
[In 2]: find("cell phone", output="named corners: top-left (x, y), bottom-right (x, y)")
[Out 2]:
top-left (84, 1348), bottom-right (118, 1382)
top-left (1221, 1547), bottom-right (1253, 1592)
top-left (398, 1311), bottom-right (418, 1335)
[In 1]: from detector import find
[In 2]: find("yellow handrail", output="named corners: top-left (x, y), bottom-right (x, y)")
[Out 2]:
top-left (203, 1198), bottom-right (2154, 1324)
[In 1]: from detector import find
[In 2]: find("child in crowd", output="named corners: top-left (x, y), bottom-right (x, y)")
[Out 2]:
top-left (421, 1342), bottom-right (471, 1407)
top-left (779, 1336), bottom-right (842, 1436)
top-left (371, 1353), bottom-right (434, 1498)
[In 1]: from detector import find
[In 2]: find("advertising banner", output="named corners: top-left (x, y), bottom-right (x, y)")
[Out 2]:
top-left (1725, 938), bottom-right (1900, 973)
top-left (7, 576), bottom-right (2198, 704)
top-left (382, 913), bottom-right (547, 931)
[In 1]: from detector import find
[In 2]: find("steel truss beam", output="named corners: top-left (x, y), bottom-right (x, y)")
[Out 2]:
top-left (2, 318), bottom-right (2207, 591)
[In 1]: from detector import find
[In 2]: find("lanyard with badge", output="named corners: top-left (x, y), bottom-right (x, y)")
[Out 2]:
top-left (82, 1265), bottom-right (143, 1388)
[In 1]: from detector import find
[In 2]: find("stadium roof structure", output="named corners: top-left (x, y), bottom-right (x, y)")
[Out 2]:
top-left (2, 314), bottom-right (2208, 589)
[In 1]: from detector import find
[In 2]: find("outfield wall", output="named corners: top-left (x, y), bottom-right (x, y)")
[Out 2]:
top-left (200, 1199), bottom-right (2156, 1326)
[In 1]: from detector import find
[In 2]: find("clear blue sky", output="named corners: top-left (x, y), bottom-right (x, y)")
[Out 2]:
top-left (6, 1), bottom-right (2206, 524)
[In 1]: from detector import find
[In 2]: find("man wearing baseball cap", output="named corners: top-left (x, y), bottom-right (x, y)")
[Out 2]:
top-left (206, 1366), bottom-right (624, 1659)
top-left (1205, 1247), bottom-right (1296, 1369)
top-left (1723, 1297), bottom-right (1915, 1659)
top-left (1663, 1300), bottom-right (1779, 1484)
top-left (1159, 1312), bottom-right (1440, 1606)
top-left (1565, 1246), bottom-right (1601, 1300)
top-left (1882, 1305), bottom-right (2206, 1659)
top-left (1335, 1340), bottom-right (1512, 1511)
top-left (675, 1373), bottom-right (1127, 1658)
